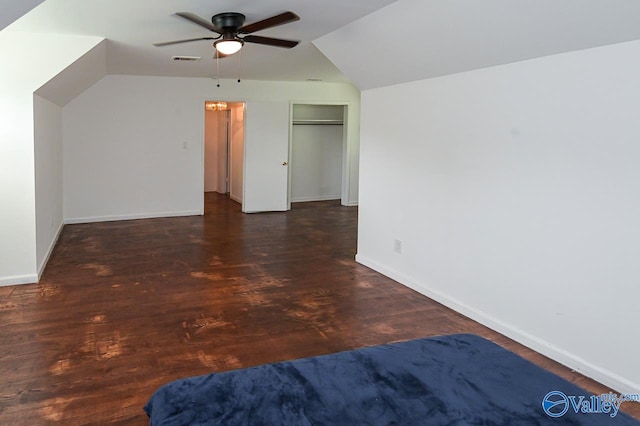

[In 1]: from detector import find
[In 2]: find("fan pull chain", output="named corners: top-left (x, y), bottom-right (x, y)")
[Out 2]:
top-left (215, 46), bottom-right (221, 87)
top-left (237, 48), bottom-right (242, 83)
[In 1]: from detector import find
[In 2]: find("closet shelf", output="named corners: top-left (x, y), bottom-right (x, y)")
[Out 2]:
top-left (292, 119), bottom-right (343, 126)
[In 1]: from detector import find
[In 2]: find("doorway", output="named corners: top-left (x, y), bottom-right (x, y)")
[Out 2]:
top-left (204, 101), bottom-right (245, 204)
top-left (290, 104), bottom-right (346, 204)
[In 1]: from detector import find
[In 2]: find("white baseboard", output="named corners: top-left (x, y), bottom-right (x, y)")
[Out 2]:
top-left (37, 222), bottom-right (64, 280)
top-left (0, 274), bottom-right (38, 287)
top-left (64, 210), bottom-right (202, 224)
top-left (230, 194), bottom-right (242, 204)
top-left (355, 253), bottom-right (640, 396)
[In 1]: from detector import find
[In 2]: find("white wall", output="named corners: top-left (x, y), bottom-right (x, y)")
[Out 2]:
top-left (345, 105), bottom-right (359, 206)
top-left (63, 76), bottom-right (206, 222)
top-left (32, 40), bottom-right (106, 277)
top-left (34, 95), bottom-right (64, 276)
top-left (215, 111), bottom-right (229, 195)
top-left (63, 75), bottom-right (360, 222)
top-left (0, 31), bottom-right (103, 285)
top-left (229, 104), bottom-right (244, 203)
top-left (0, 88), bottom-right (37, 285)
top-left (204, 108), bottom-right (225, 193)
top-left (357, 40), bottom-right (640, 394)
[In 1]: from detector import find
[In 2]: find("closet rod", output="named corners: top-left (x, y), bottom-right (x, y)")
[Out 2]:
top-left (292, 119), bottom-right (343, 125)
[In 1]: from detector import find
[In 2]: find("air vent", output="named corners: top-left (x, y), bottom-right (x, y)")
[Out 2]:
top-left (171, 56), bottom-right (202, 62)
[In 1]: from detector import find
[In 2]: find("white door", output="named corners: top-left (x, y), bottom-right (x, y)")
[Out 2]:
top-left (243, 101), bottom-right (290, 212)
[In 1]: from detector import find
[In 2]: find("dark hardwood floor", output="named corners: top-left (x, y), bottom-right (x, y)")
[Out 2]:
top-left (1, 192), bottom-right (638, 424)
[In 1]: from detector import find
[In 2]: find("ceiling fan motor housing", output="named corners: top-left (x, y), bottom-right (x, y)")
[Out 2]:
top-left (154, 11), bottom-right (299, 49)
top-left (212, 12), bottom-right (246, 29)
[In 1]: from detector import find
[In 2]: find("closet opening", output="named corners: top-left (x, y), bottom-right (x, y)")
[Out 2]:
top-left (290, 104), bottom-right (346, 205)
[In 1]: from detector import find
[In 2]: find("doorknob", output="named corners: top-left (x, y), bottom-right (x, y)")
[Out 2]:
top-left (282, 161), bottom-right (288, 166)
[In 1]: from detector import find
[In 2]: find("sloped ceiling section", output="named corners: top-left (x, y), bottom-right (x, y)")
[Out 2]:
top-left (314, 0), bottom-right (640, 90)
top-left (36, 40), bottom-right (107, 106)
top-left (0, 0), bottom-right (45, 31)
top-left (6, 0), bottom-right (399, 83)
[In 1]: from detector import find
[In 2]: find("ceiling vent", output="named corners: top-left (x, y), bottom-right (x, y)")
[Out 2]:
top-left (171, 55), bottom-right (202, 62)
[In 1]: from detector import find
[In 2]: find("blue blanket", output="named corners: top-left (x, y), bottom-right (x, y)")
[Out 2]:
top-left (145, 334), bottom-right (640, 425)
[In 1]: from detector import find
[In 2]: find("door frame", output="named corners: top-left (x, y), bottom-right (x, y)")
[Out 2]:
top-left (288, 101), bottom-right (352, 209)
top-left (202, 99), bottom-right (246, 209)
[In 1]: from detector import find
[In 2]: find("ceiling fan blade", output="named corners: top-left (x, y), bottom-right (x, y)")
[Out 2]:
top-left (154, 37), bottom-right (217, 47)
top-left (239, 11), bottom-right (300, 34)
top-left (176, 12), bottom-right (223, 33)
top-left (243, 35), bottom-right (299, 48)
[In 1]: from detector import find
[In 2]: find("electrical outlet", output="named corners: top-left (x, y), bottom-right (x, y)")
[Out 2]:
top-left (394, 239), bottom-right (402, 254)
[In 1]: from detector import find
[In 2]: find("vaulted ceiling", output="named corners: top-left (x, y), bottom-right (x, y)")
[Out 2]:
top-left (0, 0), bottom-right (44, 30)
top-left (5, 0), bottom-right (398, 84)
top-left (5, 0), bottom-right (640, 90)
top-left (316, 0), bottom-right (640, 89)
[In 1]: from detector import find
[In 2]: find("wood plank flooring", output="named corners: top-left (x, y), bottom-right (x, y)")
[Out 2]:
top-left (1, 192), bottom-right (638, 424)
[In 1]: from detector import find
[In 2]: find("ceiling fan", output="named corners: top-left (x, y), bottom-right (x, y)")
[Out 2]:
top-left (154, 11), bottom-right (300, 57)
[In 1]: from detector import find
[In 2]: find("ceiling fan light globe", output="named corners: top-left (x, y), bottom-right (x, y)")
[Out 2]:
top-left (215, 39), bottom-right (243, 55)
